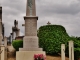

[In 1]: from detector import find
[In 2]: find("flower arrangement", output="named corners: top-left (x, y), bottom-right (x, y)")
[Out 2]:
top-left (34, 54), bottom-right (46, 60)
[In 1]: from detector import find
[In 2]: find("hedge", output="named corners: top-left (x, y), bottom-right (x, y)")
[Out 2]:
top-left (12, 40), bottom-right (23, 51)
top-left (38, 25), bottom-right (70, 55)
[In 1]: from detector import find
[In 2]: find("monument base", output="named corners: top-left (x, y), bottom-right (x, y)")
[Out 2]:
top-left (23, 36), bottom-right (39, 48)
top-left (19, 48), bottom-right (42, 51)
top-left (16, 51), bottom-right (46, 60)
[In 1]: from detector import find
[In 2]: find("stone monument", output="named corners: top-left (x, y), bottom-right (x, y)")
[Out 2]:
top-left (16, 0), bottom-right (46, 60)
top-left (12, 20), bottom-right (20, 39)
top-left (0, 6), bottom-right (3, 45)
top-left (19, 0), bottom-right (42, 51)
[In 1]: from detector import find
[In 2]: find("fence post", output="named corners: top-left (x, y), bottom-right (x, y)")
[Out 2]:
top-left (69, 41), bottom-right (74, 60)
top-left (61, 44), bottom-right (65, 60)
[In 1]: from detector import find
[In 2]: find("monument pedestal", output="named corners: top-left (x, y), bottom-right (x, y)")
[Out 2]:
top-left (16, 51), bottom-right (46, 60)
top-left (19, 48), bottom-right (42, 51)
top-left (23, 36), bottom-right (39, 48)
top-left (19, 36), bottom-right (43, 51)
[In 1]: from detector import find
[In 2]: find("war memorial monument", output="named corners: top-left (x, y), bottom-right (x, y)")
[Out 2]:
top-left (16, 0), bottom-right (46, 60)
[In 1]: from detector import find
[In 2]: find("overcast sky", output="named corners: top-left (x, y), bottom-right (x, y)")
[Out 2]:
top-left (0, 0), bottom-right (80, 37)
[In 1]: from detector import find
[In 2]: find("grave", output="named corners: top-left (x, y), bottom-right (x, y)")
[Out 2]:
top-left (12, 20), bottom-right (20, 40)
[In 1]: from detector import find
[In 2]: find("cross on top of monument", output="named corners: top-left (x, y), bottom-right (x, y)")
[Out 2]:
top-left (12, 20), bottom-right (19, 32)
top-left (47, 21), bottom-right (51, 25)
top-left (14, 20), bottom-right (18, 27)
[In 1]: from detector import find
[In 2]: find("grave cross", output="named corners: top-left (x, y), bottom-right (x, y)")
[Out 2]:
top-left (14, 20), bottom-right (18, 28)
top-left (47, 21), bottom-right (51, 25)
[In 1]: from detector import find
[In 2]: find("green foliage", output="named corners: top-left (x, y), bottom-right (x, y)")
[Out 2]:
top-left (12, 40), bottom-right (23, 51)
top-left (38, 25), bottom-right (70, 55)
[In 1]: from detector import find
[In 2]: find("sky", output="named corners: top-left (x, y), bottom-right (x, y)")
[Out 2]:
top-left (0, 0), bottom-right (80, 37)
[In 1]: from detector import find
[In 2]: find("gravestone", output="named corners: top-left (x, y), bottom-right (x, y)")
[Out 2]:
top-left (61, 44), bottom-right (65, 60)
top-left (16, 0), bottom-right (46, 60)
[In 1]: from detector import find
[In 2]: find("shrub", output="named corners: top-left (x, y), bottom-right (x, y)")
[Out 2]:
top-left (12, 40), bottom-right (23, 51)
top-left (38, 25), bottom-right (70, 55)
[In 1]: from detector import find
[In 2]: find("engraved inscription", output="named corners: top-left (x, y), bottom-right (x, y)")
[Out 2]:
top-left (23, 37), bottom-right (39, 48)
top-left (28, 0), bottom-right (33, 16)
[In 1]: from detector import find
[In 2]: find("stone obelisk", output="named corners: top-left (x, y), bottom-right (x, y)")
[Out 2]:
top-left (19, 0), bottom-right (42, 51)
top-left (16, 0), bottom-right (46, 60)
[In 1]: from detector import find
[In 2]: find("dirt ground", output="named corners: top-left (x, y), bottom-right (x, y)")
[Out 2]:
top-left (46, 55), bottom-right (69, 60)
top-left (8, 57), bottom-right (16, 60)
top-left (7, 46), bottom-right (69, 60)
top-left (7, 55), bottom-right (69, 60)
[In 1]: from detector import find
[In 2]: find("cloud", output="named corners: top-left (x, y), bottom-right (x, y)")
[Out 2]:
top-left (0, 0), bottom-right (80, 37)
top-left (36, 0), bottom-right (80, 16)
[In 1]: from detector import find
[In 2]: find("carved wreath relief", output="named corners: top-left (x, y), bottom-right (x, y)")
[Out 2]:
top-left (28, 0), bottom-right (33, 16)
